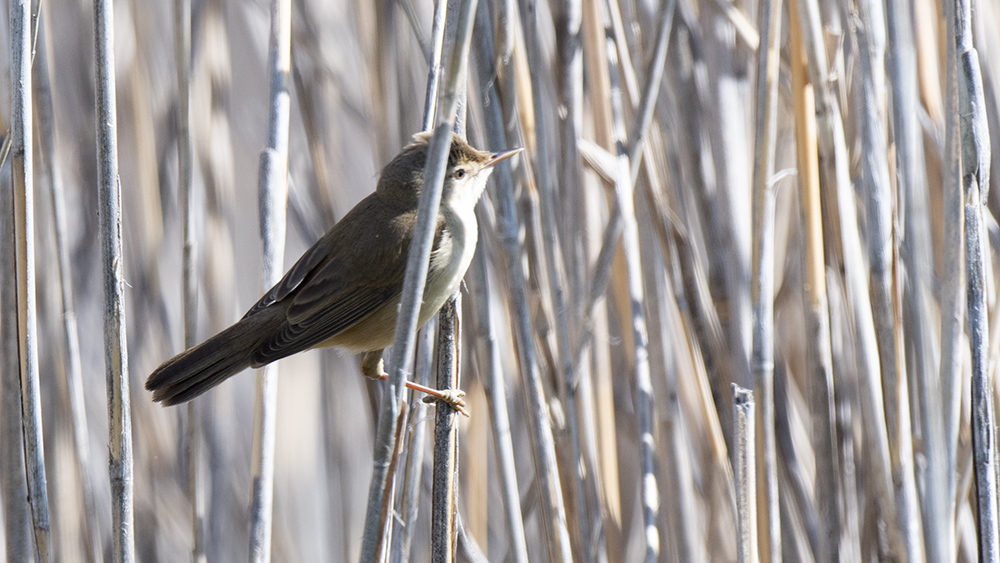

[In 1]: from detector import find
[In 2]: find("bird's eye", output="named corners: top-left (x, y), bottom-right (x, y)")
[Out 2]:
top-left (454, 168), bottom-right (467, 180)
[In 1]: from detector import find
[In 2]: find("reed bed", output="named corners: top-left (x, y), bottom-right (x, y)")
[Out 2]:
top-left (1, 0), bottom-right (998, 561)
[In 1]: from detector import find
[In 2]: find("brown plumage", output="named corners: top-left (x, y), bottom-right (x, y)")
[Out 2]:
top-left (146, 133), bottom-right (520, 405)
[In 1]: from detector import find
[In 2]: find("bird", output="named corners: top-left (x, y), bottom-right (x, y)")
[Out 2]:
top-left (146, 132), bottom-right (520, 408)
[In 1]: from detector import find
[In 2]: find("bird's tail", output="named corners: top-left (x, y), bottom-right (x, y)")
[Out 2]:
top-left (146, 313), bottom-right (278, 405)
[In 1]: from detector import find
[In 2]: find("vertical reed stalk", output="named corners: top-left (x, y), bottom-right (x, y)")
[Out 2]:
top-left (34, 9), bottom-right (101, 561)
top-left (605, 29), bottom-right (659, 563)
top-left (360, 0), bottom-right (480, 559)
top-left (954, 0), bottom-right (998, 553)
top-left (248, 0), bottom-right (291, 560)
top-left (482, 3), bottom-right (573, 557)
top-left (788, 0), bottom-right (843, 559)
top-left (749, 0), bottom-right (782, 557)
top-left (11, 0), bottom-right (50, 556)
top-left (467, 237), bottom-right (531, 563)
top-left (173, 0), bottom-right (207, 559)
top-left (431, 297), bottom-right (460, 562)
top-left (793, 0), bottom-right (900, 555)
top-left (1, 132), bottom-right (31, 563)
top-left (886, 0), bottom-right (946, 556)
top-left (734, 386), bottom-right (756, 563)
top-left (95, 0), bottom-right (135, 556)
top-left (854, 2), bottom-right (923, 559)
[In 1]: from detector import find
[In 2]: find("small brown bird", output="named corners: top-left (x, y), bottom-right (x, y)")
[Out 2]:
top-left (146, 133), bottom-right (520, 406)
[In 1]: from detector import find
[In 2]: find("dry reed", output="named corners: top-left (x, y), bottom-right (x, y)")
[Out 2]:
top-left (2, 0), bottom-right (999, 561)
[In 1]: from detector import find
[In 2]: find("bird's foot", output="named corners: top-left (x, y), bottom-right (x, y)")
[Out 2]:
top-left (360, 350), bottom-right (469, 416)
top-left (420, 387), bottom-right (468, 417)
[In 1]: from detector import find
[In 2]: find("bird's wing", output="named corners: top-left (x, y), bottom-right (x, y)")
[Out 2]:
top-left (243, 237), bottom-right (331, 319)
top-left (250, 203), bottom-right (440, 366)
top-left (243, 192), bottom-right (387, 320)
top-left (251, 279), bottom-right (402, 366)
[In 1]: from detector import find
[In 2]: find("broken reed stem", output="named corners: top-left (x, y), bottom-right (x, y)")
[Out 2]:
top-left (734, 386), bottom-right (757, 563)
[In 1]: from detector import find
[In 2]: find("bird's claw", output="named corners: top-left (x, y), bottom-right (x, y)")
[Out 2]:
top-left (423, 389), bottom-right (469, 417)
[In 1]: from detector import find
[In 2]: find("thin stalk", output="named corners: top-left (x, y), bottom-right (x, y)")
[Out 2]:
top-left (474, 8), bottom-right (573, 560)
top-left (627, 0), bottom-right (675, 182)
top-left (359, 0), bottom-right (480, 559)
top-left (788, 1), bottom-right (843, 559)
top-left (955, 0), bottom-right (998, 551)
top-left (523, 0), bottom-right (590, 554)
top-left (605, 0), bottom-right (639, 103)
top-left (34, 8), bottom-right (101, 561)
top-left (1, 133), bottom-right (31, 563)
top-left (248, 0), bottom-right (291, 560)
top-left (397, 0), bottom-right (430, 57)
top-left (605, 30), bottom-right (659, 563)
top-left (394, 2), bottom-right (450, 559)
top-left (557, 0), bottom-right (584, 314)
top-left (94, 0), bottom-right (135, 562)
top-left (467, 238), bottom-right (530, 563)
top-left (174, 0), bottom-right (206, 559)
top-left (793, 0), bottom-right (901, 555)
top-left (734, 386), bottom-right (757, 563)
top-left (964, 198), bottom-right (998, 563)
top-left (422, 0), bottom-right (447, 131)
top-left (392, 320), bottom-right (435, 563)
top-left (940, 0), bottom-right (965, 530)
top-left (95, 0), bottom-right (135, 556)
top-left (431, 296), bottom-right (461, 562)
top-left (886, 0), bottom-right (945, 557)
top-left (480, 4), bottom-right (573, 559)
top-left (854, 3), bottom-right (923, 560)
top-left (749, 0), bottom-right (782, 556)
top-left (555, 0), bottom-right (601, 556)
top-left (430, 7), bottom-right (469, 557)
top-left (11, 0), bottom-right (50, 556)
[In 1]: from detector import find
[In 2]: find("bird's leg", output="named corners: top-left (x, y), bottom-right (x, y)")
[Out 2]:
top-left (360, 349), bottom-right (468, 416)
top-left (361, 349), bottom-right (388, 379)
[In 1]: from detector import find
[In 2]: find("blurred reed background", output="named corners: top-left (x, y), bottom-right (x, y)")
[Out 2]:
top-left (1, 0), bottom-right (998, 561)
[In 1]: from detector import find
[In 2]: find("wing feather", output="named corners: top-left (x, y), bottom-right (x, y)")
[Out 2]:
top-left (240, 191), bottom-right (445, 367)
top-left (251, 283), bottom-right (399, 366)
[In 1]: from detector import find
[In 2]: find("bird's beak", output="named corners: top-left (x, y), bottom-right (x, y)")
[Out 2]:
top-left (485, 147), bottom-right (523, 168)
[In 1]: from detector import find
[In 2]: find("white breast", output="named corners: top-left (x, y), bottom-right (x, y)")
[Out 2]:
top-left (418, 188), bottom-right (482, 324)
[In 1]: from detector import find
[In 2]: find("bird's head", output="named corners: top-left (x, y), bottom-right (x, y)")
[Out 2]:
top-left (377, 132), bottom-right (521, 211)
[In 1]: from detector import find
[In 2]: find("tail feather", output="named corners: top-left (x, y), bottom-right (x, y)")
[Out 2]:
top-left (146, 313), bottom-right (277, 405)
